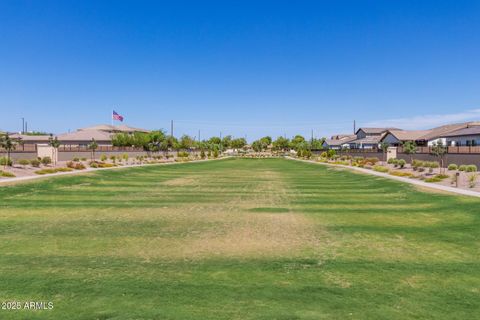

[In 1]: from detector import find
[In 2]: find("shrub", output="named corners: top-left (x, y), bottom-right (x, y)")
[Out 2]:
top-left (74, 163), bottom-right (86, 170)
top-left (177, 151), bottom-right (189, 158)
top-left (81, 157), bottom-right (87, 161)
top-left (373, 165), bottom-right (389, 173)
top-left (387, 158), bottom-right (396, 164)
top-left (0, 170), bottom-right (15, 177)
top-left (466, 165), bottom-right (478, 172)
top-left (73, 157), bottom-right (80, 162)
top-left (417, 167), bottom-right (426, 173)
top-left (303, 149), bottom-right (312, 159)
top-left (100, 154), bottom-right (107, 161)
top-left (397, 159), bottom-right (406, 168)
top-left (66, 161), bottom-right (75, 168)
top-left (0, 157), bottom-right (13, 166)
top-left (424, 176), bottom-right (442, 183)
top-left (200, 150), bottom-right (206, 159)
top-left (448, 164), bottom-right (458, 171)
top-left (35, 168), bottom-right (73, 175)
top-left (458, 165), bottom-right (467, 171)
top-left (213, 150), bottom-right (219, 158)
top-left (468, 173), bottom-right (477, 188)
top-left (41, 157), bottom-right (52, 165)
top-left (18, 159), bottom-right (30, 166)
top-left (110, 155), bottom-right (116, 163)
top-left (389, 171), bottom-right (412, 177)
top-left (320, 152), bottom-right (328, 158)
top-left (30, 159), bottom-right (41, 167)
top-left (122, 153), bottom-right (129, 161)
top-left (327, 149), bottom-right (336, 158)
top-left (365, 157), bottom-right (379, 165)
top-left (436, 174), bottom-right (449, 180)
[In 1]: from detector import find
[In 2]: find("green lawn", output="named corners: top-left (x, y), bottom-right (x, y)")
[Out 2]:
top-left (0, 158), bottom-right (478, 319)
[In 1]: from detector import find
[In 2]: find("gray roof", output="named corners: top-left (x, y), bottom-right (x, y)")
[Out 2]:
top-left (9, 134), bottom-right (51, 142)
top-left (323, 134), bottom-right (357, 146)
top-left (356, 127), bottom-right (400, 135)
top-left (350, 136), bottom-right (383, 145)
top-left (443, 126), bottom-right (480, 137)
top-left (57, 129), bottom-right (113, 142)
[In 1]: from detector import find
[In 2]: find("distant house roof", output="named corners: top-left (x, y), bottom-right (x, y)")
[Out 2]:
top-left (351, 136), bottom-right (384, 145)
top-left (418, 123), bottom-right (474, 140)
top-left (355, 127), bottom-right (400, 135)
top-left (382, 129), bottom-right (431, 142)
top-left (57, 129), bottom-right (112, 142)
top-left (323, 134), bottom-right (357, 146)
top-left (9, 134), bottom-right (51, 142)
top-left (443, 125), bottom-right (480, 137)
top-left (78, 124), bottom-right (150, 133)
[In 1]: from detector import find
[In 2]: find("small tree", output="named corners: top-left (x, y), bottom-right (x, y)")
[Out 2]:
top-left (48, 135), bottom-right (61, 166)
top-left (379, 142), bottom-right (389, 164)
top-left (87, 138), bottom-right (99, 161)
top-left (402, 141), bottom-right (417, 165)
top-left (0, 134), bottom-right (20, 169)
top-left (431, 140), bottom-right (448, 174)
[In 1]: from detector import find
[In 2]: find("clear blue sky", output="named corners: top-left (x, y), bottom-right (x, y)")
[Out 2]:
top-left (1, 0), bottom-right (480, 140)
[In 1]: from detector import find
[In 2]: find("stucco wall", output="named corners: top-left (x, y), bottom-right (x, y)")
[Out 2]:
top-left (5, 152), bottom-right (39, 161)
top-left (397, 153), bottom-right (480, 167)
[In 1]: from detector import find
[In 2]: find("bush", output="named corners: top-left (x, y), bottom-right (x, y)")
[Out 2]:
top-left (73, 157), bottom-right (80, 162)
top-left (35, 168), bottom-right (73, 175)
top-left (320, 152), bottom-right (328, 158)
top-left (387, 158), bottom-right (396, 164)
top-left (436, 174), bottom-right (449, 180)
top-left (74, 163), bottom-right (86, 170)
top-left (18, 159), bottom-right (30, 166)
top-left (365, 157), bottom-right (379, 165)
top-left (459, 165), bottom-right (467, 171)
top-left (0, 170), bottom-right (16, 177)
top-left (100, 154), bottom-right (107, 161)
top-left (468, 173), bottom-right (477, 188)
top-left (200, 150), bottom-right (206, 159)
top-left (122, 153), bottom-right (129, 161)
top-left (327, 149), bottom-right (336, 158)
top-left (0, 157), bottom-right (13, 166)
top-left (66, 161), bottom-right (75, 168)
top-left (81, 157), bottom-right (87, 161)
top-left (466, 165), bottom-right (478, 172)
top-left (448, 164), bottom-right (458, 171)
top-left (389, 171), bottom-right (412, 177)
top-left (397, 159), bottom-right (406, 168)
top-left (425, 176), bottom-right (442, 183)
top-left (177, 151), bottom-right (189, 158)
top-left (373, 165), bottom-right (389, 173)
top-left (30, 159), bottom-right (41, 167)
top-left (41, 157), bottom-right (52, 165)
top-left (213, 150), bottom-right (219, 158)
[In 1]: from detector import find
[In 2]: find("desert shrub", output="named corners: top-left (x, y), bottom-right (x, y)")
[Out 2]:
top-left (387, 158), bottom-right (396, 164)
top-left (35, 168), bottom-right (73, 175)
top-left (436, 174), bottom-right (449, 180)
top-left (327, 149), bottom-right (336, 158)
top-left (320, 152), bottom-right (328, 158)
top-left (373, 165), bottom-right (389, 173)
top-left (397, 159), bottom-right (406, 168)
top-left (81, 157), bottom-right (87, 161)
top-left (100, 154), bottom-right (107, 161)
top-left (122, 153), bottom-right (129, 161)
top-left (177, 151), bottom-right (189, 158)
top-left (417, 167), bottom-right (426, 173)
top-left (89, 162), bottom-right (98, 168)
top-left (18, 159), bottom-right (30, 166)
top-left (365, 157), bottom-right (379, 165)
top-left (303, 149), bottom-right (312, 159)
top-left (66, 161), bottom-right (75, 168)
top-left (0, 157), bottom-right (13, 166)
top-left (424, 176), bottom-right (442, 183)
top-left (466, 165), bottom-right (478, 172)
top-left (448, 164), bottom-right (458, 171)
top-left (200, 150), bottom-right (206, 159)
top-left (73, 157), bottom-right (80, 162)
top-left (74, 163), bottom-right (86, 170)
top-left (30, 159), bottom-right (41, 167)
top-left (468, 173), bottom-right (477, 188)
top-left (213, 150), bottom-right (219, 158)
top-left (389, 171), bottom-right (412, 177)
top-left (41, 157), bottom-right (52, 165)
top-left (458, 165), bottom-right (467, 171)
top-left (0, 170), bottom-right (16, 177)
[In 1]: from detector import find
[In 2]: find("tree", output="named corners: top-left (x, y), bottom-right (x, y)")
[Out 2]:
top-left (379, 142), bottom-right (389, 164)
top-left (179, 135), bottom-right (195, 150)
top-left (231, 138), bottom-right (247, 150)
top-left (87, 138), bottom-right (98, 161)
top-left (272, 136), bottom-right (290, 152)
top-left (48, 135), bottom-right (61, 166)
top-left (290, 135), bottom-right (306, 151)
top-left (221, 135), bottom-right (232, 150)
top-left (403, 141), bottom-right (417, 164)
top-left (0, 133), bottom-right (20, 169)
top-left (431, 140), bottom-right (448, 174)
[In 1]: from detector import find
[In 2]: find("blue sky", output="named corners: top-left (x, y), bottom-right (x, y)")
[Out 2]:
top-left (1, 0), bottom-right (480, 140)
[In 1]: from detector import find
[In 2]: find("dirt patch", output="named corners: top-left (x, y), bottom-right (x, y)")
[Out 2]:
top-left (162, 177), bottom-right (198, 186)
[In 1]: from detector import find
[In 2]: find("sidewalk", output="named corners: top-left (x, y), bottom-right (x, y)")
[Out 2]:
top-left (287, 157), bottom-right (480, 198)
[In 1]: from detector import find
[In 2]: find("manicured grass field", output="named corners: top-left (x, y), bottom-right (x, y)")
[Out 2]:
top-left (0, 158), bottom-right (478, 319)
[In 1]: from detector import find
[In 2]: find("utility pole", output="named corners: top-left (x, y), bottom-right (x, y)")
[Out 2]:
top-left (353, 120), bottom-right (356, 134)
top-left (25, 121), bottom-right (28, 133)
top-left (21, 118), bottom-right (25, 134)
top-left (198, 130), bottom-right (201, 142)
top-left (170, 120), bottom-right (174, 138)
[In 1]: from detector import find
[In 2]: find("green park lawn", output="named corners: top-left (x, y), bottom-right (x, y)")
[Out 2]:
top-left (0, 158), bottom-right (478, 319)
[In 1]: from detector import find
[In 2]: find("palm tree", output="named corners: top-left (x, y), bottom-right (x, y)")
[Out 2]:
top-left (380, 142), bottom-right (389, 164)
top-left (87, 138), bottom-right (98, 161)
top-left (0, 134), bottom-right (20, 169)
top-left (48, 134), bottom-right (61, 166)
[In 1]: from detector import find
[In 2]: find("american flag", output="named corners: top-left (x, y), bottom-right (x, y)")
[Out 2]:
top-left (112, 110), bottom-right (124, 122)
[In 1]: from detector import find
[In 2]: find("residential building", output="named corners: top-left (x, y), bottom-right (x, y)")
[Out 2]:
top-left (322, 134), bottom-right (357, 149)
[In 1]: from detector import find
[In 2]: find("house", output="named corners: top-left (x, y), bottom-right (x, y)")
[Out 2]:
top-left (322, 134), bottom-right (357, 150)
top-left (444, 124), bottom-right (480, 146)
top-left (9, 133), bottom-right (51, 144)
top-left (57, 124), bottom-right (150, 147)
top-left (348, 128), bottom-right (399, 149)
top-left (380, 130), bottom-right (431, 146)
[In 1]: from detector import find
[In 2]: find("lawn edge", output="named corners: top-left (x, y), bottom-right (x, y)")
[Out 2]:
top-left (0, 157), bottom-right (232, 186)
top-left (286, 156), bottom-right (480, 198)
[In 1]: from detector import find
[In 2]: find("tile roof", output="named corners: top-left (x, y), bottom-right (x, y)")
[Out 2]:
top-left (384, 129), bottom-right (431, 141)
top-left (57, 129), bottom-right (113, 142)
top-left (78, 124), bottom-right (150, 133)
top-left (356, 127), bottom-right (400, 134)
top-left (443, 125), bottom-right (480, 137)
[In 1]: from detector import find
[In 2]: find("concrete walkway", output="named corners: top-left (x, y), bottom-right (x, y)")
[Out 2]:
top-left (287, 157), bottom-right (480, 198)
top-left (0, 157), bottom-right (227, 186)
